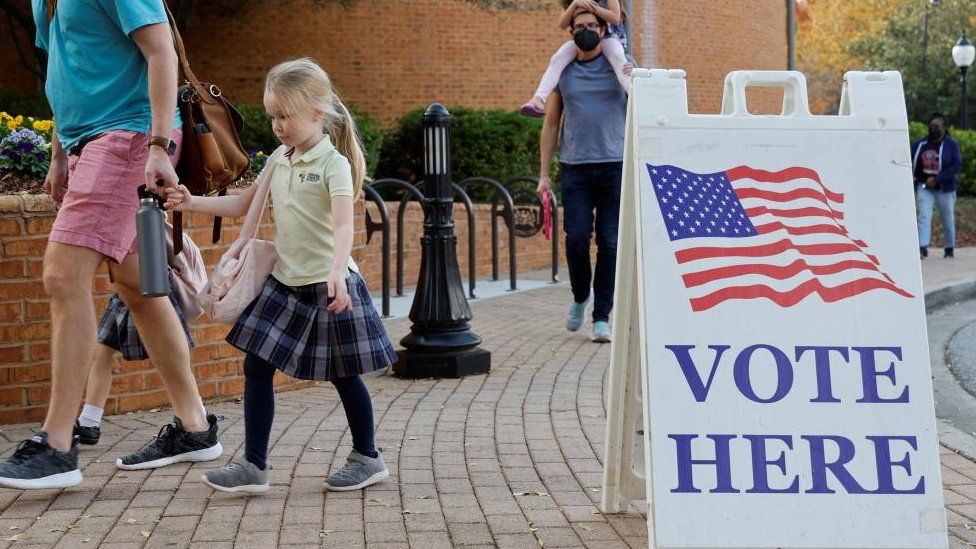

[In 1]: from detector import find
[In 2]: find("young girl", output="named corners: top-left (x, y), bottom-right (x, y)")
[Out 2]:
top-left (520, 0), bottom-right (630, 117)
top-left (165, 57), bottom-right (397, 494)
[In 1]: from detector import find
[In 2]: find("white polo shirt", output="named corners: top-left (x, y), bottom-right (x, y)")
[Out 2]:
top-left (268, 136), bottom-right (356, 286)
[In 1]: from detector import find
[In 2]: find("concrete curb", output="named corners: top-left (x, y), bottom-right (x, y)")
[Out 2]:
top-left (925, 280), bottom-right (976, 313)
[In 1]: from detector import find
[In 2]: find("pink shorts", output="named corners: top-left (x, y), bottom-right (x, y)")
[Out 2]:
top-left (50, 130), bottom-right (182, 263)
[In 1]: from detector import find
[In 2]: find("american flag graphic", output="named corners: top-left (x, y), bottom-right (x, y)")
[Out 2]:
top-left (647, 164), bottom-right (913, 312)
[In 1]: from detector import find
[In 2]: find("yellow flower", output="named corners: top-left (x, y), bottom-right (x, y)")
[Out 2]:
top-left (6, 120), bottom-right (17, 131)
top-left (32, 120), bottom-right (53, 132)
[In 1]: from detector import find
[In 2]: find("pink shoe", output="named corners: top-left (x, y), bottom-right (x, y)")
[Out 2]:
top-left (519, 102), bottom-right (546, 118)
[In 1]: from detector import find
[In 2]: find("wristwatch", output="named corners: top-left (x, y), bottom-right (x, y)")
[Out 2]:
top-left (147, 136), bottom-right (177, 156)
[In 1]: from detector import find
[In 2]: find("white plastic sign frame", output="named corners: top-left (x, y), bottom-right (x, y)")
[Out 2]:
top-left (602, 69), bottom-right (947, 549)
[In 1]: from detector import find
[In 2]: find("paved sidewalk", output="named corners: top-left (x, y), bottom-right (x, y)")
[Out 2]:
top-left (0, 251), bottom-right (974, 548)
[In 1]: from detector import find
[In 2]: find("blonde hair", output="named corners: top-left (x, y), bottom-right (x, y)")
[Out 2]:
top-left (265, 58), bottom-right (367, 198)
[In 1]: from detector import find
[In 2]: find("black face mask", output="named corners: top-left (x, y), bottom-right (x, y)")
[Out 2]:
top-left (573, 28), bottom-right (602, 52)
top-left (929, 126), bottom-right (944, 141)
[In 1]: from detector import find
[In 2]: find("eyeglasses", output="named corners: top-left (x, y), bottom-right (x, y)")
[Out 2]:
top-left (573, 22), bottom-right (601, 32)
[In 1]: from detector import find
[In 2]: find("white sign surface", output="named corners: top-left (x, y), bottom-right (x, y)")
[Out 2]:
top-left (604, 70), bottom-right (947, 549)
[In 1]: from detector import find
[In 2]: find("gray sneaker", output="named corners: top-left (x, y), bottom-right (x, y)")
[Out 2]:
top-left (324, 449), bottom-right (389, 492)
top-left (566, 297), bottom-right (590, 332)
top-left (201, 456), bottom-right (268, 494)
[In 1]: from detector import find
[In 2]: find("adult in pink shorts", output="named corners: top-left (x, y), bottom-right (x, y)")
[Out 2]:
top-left (0, 0), bottom-right (222, 490)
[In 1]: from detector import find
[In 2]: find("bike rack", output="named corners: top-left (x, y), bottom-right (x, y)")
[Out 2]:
top-left (506, 175), bottom-right (559, 284)
top-left (459, 177), bottom-right (517, 291)
top-left (366, 179), bottom-right (426, 298)
top-left (451, 183), bottom-right (478, 299)
top-left (361, 183), bottom-right (392, 317)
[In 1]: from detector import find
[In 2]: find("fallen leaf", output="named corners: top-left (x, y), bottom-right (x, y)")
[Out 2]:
top-left (577, 524), bottom-right (594, 531)
top-left (49, 528), bottom-right (64, 533)
top-left (310, 447), bottom-right (321, 451)
top-left (537, 538), bottom-right (545, 548)
top-left (126, 519), bottom-right (137, 524)
top-left (83, 539), bottom-right (90, 543)
top-left (141, 531), bottom-right (151, 538)
top-left (419, 496), bottom-right (431, 500)
top-left (402, 510), bottom-right (413, 515)
top-left (513, 490), bottom-right (549, 497)
top-left (6, 533), bottom-right (24, 541)
top-left (7, 527), bottom-right (18, 531)
top-left (148, 408), bottom-right (159, 413)
top-left (408, 437), bottom-right (418, 441)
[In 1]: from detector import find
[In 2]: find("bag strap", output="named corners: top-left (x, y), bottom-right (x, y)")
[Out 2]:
top-left (239, 150), bottom-right (282, 241)
top-left (161, 1), bottom-right (213, 104)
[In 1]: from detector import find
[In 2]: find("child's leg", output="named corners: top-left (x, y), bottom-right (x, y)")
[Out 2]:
top-left (79, 344), bottom-right (115, 426)
top-left (602, 37), bottom-right (631, 93)
top-left (331, 376), bottom-right (377, 458)
top-left (532, 40), bottom-right (579, 102)
top-left (243, 354), bottom-right (277, 470)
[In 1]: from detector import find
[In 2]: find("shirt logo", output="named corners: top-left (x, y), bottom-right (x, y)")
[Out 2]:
top-left (299, 173), bottom-right (321, 183)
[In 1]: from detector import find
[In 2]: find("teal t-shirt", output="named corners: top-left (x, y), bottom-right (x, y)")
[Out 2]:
top-left (32, 0), bottom-right (179, 150)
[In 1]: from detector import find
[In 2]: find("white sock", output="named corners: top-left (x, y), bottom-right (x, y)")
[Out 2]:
top-left (78, 404), bottom-right (104, 428)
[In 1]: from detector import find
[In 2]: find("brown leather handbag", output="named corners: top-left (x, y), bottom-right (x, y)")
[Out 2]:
top-left (164, 3), bottom-right (250, 251)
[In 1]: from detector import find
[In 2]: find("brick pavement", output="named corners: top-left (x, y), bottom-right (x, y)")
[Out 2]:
top-left (0, 253), bottom-right (975, 548)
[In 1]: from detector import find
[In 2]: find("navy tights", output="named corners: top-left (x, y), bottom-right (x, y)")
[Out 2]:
top-left (243, 354), bottom-right (377, 470)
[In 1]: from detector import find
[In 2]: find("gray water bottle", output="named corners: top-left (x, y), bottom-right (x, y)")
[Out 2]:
top-left (136, 185), bottom-right (171, 297)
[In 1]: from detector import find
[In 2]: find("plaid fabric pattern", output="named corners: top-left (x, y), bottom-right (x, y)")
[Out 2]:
top-left (97, 293), bottom-right (195, 361)
top-left (227, 272), bottom-right (396, 381)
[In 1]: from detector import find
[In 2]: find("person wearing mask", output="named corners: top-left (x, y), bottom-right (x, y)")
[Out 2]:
top-left (912, 112), bottom-right (962, 259)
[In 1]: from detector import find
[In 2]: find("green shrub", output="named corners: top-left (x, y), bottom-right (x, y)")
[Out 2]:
top-left (377, 106), bottom-right (545, 199)
top-left (235, 103), bottom-right (383, 177)
top-left (236, 103), bottom-right (277, 156)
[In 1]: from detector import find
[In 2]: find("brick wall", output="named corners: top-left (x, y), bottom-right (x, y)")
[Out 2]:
top-left (1, 1), bottom-right (787, 123)
top-left (0, 193), bottom-right (559, 424)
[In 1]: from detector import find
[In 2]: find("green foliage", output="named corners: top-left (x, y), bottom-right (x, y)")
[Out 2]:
top-left (349, 105), bottom-right (384, 179)
top-left (952, 127), bottom-right (976, 195)
top-left (377, 106), bottom-right (545, 191)
top-left (849, 0), bottom-right (976, 123)
top-left (236, 104), bottom-right (278, 156)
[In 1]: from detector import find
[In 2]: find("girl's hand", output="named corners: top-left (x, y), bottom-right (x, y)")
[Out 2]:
top-left (326, 271), bottom-right (352, 314)
top-left (576, 0), bottom-right (600, 12)
top-left (163, 184), bottom-right (193, 211)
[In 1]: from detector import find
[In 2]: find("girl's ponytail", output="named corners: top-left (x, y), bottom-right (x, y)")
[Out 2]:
top-left (328, 96), bottom-right (367, 199)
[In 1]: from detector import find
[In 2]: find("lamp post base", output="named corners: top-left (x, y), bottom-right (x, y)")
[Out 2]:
top-left (394, 347), bottom-right (491, 379)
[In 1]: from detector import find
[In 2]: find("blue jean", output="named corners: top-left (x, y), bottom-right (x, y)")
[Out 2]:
top-left (560, 162), bottom-right (623, 322)
top-left (916, 185), bottom-right (956, 249)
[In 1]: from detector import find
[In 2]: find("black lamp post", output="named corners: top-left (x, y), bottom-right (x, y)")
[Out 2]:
top-left (394, 104), bottom-right (491, 378)
top-left (952, 32), bottom-right (975, 129)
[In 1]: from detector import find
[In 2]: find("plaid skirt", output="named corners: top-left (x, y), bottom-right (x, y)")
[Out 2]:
top-left (97, 293), bottom-right (195, 361)
top-left (226, 272), bottom-right (397, 381)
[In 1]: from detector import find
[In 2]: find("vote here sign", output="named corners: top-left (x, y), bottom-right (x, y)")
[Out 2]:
top-left (621, 70), bottom-right (946, 548)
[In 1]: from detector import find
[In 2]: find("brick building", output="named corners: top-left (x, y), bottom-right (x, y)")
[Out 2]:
top-left (1, 1), bottom-right (788, 123)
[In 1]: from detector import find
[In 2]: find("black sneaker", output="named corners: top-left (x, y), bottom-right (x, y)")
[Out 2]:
top-left (920, 246), bottom-right (928, 259)
top-left (945, 247), bottom-right (955, 259)
top-left (73, 421), bottom-right (100, 445)
top-left (0, 432), bottom-right (82, 490)
top-left (116, 413), bottom-right (222, 471)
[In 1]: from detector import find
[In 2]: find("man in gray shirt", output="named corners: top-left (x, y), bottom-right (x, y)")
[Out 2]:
top-left (538, 8), bottom-right (628, 343)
